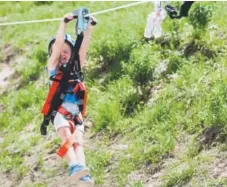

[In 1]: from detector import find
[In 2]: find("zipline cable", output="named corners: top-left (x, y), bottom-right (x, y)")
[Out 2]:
top-left (0, 1), bottom-right (149, 26)
top-left (0, 18), bottom-right (62, 26)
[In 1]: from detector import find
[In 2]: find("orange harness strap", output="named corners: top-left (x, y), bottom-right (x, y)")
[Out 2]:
top-left (73, 82), bottom-right (88, 117)
top-left (41, 71), bottom-right (63, 115)
top-left (57, 123), bottom-right (78, 158)
top-left (56, 106), bottom-right (83, 158)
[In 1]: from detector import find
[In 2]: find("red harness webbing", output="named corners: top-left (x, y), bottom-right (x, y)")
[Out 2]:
top-left (41, 71), bottom-right (63, 115)
top-left (56, 106), bottom-right (83, 158)
top-left (73, 81), bottom-right (88, 117)
top-left (41, 70), bottom-right (87, 158)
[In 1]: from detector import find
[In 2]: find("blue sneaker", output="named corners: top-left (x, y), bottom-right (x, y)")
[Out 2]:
top-left (79, 175), bottom-right (94, 187)
top-left (69, 164), bottom-right (89, 183)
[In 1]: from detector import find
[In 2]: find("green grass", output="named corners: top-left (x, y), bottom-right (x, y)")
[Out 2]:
top-left (163, 161), bottom-right (195, 187)
top-left (86, 150), bottom-right (111, 184)
top-left (25, 183), bottom-right (47, 187)
top-left (206, 179), bottom-right (227, 187)
top-left (131, 181), bottom-right (144, 187)
top-left (1, 1), bottom-right (227, 186)
top-left (0, 84), bottom-right (45, 131)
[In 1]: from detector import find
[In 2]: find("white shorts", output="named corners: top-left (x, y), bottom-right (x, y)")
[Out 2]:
top-left (53, 102), bottom-right (84, 133)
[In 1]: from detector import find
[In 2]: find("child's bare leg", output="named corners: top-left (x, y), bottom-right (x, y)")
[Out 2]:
top-left (58, 127), bottom-right (89, 181)
top-left (74, 127), bottom-right (94, 185)
top-left (74, 130), bottom-right (86, 166)
top-left (58, 127), bottom-right (78, 165)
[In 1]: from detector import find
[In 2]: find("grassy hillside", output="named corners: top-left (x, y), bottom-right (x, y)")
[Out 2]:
top-left (0, 1), bottom-right (227, 187)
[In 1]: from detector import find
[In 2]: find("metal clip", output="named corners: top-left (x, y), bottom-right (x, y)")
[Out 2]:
top-left (72, 8), bottom-right (97, 35)
top-left (72, 8), bottom-right (89, 35)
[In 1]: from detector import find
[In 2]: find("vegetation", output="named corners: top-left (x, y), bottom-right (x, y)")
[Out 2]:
top-left (1, 1), bottom-right (227, 187)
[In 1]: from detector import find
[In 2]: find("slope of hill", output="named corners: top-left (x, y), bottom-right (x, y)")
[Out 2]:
top-left (0, 1), bottom-right (227, 187)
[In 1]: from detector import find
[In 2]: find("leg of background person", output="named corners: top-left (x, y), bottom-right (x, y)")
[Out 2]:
top-left (179, 1), bottom-right (195, 17)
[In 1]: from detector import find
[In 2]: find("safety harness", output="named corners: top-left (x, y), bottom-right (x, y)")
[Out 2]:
top-left (40, 8), bottom-right (96, 158)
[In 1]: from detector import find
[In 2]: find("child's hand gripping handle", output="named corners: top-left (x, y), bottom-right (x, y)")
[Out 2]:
top-left (64, 9), bottom-right (97, 26)
top-left (63, 13), bottom-right (75, 23)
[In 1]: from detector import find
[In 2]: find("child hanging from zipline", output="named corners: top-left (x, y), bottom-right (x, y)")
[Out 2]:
top-left (41, 10), bottom-right (96, 186)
